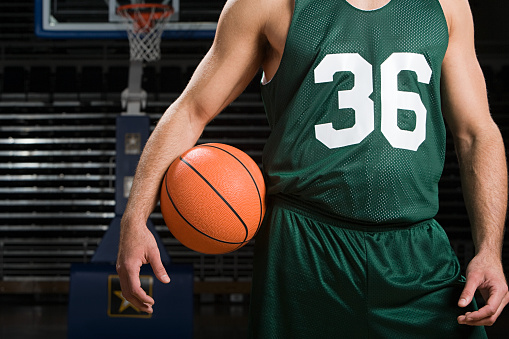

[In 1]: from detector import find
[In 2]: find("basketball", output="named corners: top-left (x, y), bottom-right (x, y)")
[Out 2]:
top-left (160, 143), bottom-right (266, 254)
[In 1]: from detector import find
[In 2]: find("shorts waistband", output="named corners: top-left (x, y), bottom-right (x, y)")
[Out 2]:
top-left (270, 194), bottom-right (435, 232)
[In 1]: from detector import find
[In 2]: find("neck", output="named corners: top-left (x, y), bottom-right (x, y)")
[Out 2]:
top-left (345, 0), bottom-right (391, 11)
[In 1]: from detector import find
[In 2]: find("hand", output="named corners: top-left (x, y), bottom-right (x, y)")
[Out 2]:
top-left (457, 254), bottom-right (509, 326)
top-left (116, 220), bottom-right (170, 313)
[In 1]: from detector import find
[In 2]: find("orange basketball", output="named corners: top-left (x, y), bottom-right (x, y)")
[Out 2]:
top-left (160, 143), bottom-right (266, 254)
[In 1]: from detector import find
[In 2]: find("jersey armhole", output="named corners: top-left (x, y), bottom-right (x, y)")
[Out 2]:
top-left (261, 0), bottom-right (297, 87)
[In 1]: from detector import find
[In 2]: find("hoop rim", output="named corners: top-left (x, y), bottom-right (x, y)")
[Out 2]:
top-left (116, 3), bottom-right (174, 18)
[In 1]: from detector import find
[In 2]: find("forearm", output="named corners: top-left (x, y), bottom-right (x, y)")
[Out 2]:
top-left (122, 99), bottom-right (207, 227)
top-left (455, 124), bottom-right (507, 258)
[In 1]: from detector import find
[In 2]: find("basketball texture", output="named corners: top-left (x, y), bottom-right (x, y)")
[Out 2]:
top-left (160, 143), bottom-right (266, 254)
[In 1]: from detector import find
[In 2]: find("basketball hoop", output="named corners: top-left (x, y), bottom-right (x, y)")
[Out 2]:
top-left (117, 4), bottom-right (174, 62)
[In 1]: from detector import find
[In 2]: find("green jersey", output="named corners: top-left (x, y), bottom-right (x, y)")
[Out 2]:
top-left (261, 0), bottom-right (449, 224)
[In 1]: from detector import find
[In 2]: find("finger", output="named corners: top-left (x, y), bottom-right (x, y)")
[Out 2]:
top-left (458, 272), bottom-right (482, 307)
top-left (458, 315), bottom-right (498, 327)
top-left (458, 292), bottom-right (509, 326)
top-left (467, 284), bottom-right (506, 320)
top-left (147, 248), bottom-right (170, 284)
top-left (128, 268), bottom-right (155, 302)
top-left (458, 309), bottom-right (501, 327)
top-left (462, 304), bottom-right (497, 323)
top-left (119, 264), bottom-right (155, 313)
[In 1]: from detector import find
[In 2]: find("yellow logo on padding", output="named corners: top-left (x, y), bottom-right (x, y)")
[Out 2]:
top-left (108, 275), bottom-right (153, 318)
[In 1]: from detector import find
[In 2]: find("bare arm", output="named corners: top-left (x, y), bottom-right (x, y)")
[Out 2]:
top-left (116, 0), bottom-right (269, 313)
top-left (439, 0), bottom-right (508, 326)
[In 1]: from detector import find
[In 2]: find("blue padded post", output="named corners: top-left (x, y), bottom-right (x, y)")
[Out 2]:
top-left (92, 114), bottom-right (170, 264)
top-left (115, 115), bottom-right (150, 215)
top-left (68, 263), bottom-right (193, 339)
top-left (68, 114), bottom-right (193, 338)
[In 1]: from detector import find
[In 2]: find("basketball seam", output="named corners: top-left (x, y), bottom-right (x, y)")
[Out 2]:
top-left (179, 156), bottom-right (250, 243)
top-left (200, 144), bottom-right (264, 252)
top-left (165, 158), bottom-right (248, 245)
top-left (200, 144), bottom-right (264, 234)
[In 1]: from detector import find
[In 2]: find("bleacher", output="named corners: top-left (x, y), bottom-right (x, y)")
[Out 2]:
top-left (0, 78), bottom-right (268, 293)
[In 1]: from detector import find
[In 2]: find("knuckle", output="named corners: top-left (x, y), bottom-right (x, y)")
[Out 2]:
top-left (129, 286), bottom-right (139, 296)
top-left (121, 290), bottom-right (133, 299)
top-left (118, 262), bottom-right (139, 275)
top-left (466, 271), bottom-right (482, 280)
top-left (154, 266), bottom-right (165, 274)
top-left (485, 317), bottom-right (496, 326)
top-left (485, 306), bottom-right (496, 316)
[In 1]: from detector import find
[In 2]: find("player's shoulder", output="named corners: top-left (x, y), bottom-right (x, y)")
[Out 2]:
top-left (220, 0), bottom-right (290, 28)
top-left (233, 0), bottom-right (293, 23)
top-left (223, 0), bottom-right (291, 15)
top-left (259, 0), bottom-right (294, 34)
top-left (437, 0), bottom-right (474, 33)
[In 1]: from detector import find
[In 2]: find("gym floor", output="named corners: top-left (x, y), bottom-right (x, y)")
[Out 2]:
top-left (0, 294), bottom-right (249, 339)
top-left (0, 294), bottom-right (508, 338)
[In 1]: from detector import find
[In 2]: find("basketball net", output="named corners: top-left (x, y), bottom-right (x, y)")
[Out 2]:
top-left (117, 4), bottom-right (174, 62)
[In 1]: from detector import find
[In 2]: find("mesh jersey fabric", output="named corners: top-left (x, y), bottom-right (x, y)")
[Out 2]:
top-left (260, 0), bottom-right (449, 225)
top-left (248, 198), bottom-right (487, 338)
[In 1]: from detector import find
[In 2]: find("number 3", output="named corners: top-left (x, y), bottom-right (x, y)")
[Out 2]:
top-left (314, 52), bottom-right (432, 151)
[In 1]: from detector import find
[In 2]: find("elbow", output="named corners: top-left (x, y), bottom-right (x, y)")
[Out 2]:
top-left (193, 99), bottom-right (220, 126)
top-left (453, 120), bottom-right (504, 160)
top-left (168, 95), bottom-right (215, 133)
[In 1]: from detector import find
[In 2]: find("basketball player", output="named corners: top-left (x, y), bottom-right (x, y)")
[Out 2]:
top-left (116, 0), bottom-right (509, 336)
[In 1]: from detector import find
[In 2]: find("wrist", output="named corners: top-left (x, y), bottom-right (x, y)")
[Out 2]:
top-left (472, 248), bottom-right (503, 265)
top-left (120, 209), bottom-right (148, 230)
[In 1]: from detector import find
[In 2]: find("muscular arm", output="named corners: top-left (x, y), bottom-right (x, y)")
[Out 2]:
top-left (116, 0), bottom-right (269, 313)
top-left (440, 0), bottom-right (508, 326)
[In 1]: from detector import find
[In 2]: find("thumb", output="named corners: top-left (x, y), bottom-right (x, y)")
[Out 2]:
top-left (459, 272), bottom-right (482, 307)
top-left (147, 248), bottom-right (170, 284)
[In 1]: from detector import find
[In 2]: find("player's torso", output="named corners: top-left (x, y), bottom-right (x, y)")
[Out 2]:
top-left (261, 0), bottom-right (449, 225)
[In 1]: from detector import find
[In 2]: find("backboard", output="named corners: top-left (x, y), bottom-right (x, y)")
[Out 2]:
top-left (34, 0), bottom-right (221, 39)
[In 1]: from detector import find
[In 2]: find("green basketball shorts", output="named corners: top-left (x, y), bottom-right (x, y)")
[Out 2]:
top-left (248, 196), bottom-right (487, 338)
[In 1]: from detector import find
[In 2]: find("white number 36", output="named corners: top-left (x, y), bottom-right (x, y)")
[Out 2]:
top-left (314, 52), bottom-right (432, 151)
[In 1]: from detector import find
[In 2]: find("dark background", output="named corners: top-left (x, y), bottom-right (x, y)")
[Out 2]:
top-left (0, 1), bottom-right (507, 338)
